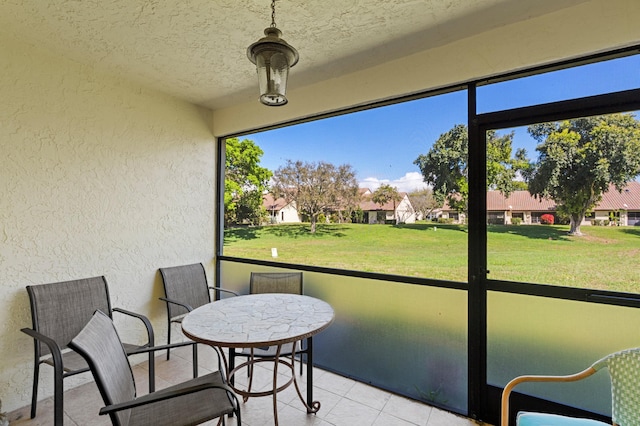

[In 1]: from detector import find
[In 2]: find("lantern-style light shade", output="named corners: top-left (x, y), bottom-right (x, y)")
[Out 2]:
top-left (247, 27), bottom-right (299, 106)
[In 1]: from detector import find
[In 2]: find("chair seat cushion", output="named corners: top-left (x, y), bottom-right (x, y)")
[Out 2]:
top-left (517, 412), bottom-right (610, 426)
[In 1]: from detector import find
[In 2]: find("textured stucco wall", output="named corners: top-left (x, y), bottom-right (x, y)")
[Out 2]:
top-left (0, 38), bottom-right (216, 412)
top-left (212, 0), bottom-right (640, 136)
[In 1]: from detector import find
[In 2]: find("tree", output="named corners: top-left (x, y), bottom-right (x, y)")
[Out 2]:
top-left (271, 160), bottom-right (359, 233)
top-left (526, 113), bottom-right (640, 235)
top-left (371, 184), bottom-right (402, 224)
top-left (224, 138), bottom-right (272, 225)
top-left (335, 184), bottom-right (360, 223)
top-left (351, 206), bottom-right (365, 224)
top-left (408, 188), bottom-right (440, 221)
top-left (413, 124), bottom-right (528, 212)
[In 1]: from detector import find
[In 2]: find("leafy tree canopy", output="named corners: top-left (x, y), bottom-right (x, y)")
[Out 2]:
top-left (527, 113), bottom-right (640, 235)
top-left (408, 188), bottom-right (440, 219)
top-left (224, 137), bottom-right (272, 225)
top-left (371, 184), bottom-right (402, 224)
top-left (272, 160), bottom-right (358, 233)
top-left (414, 124), bottom-right (529, 212)
top-left (372, 184), bottom-right (401, 207)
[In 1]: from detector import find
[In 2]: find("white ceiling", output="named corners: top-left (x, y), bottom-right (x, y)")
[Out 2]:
top-left (0, 0), bottom-right (589, 110)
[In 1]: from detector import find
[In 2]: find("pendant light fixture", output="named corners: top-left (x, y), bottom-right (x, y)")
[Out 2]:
top-left (247, 0), bottom-right (299, 106)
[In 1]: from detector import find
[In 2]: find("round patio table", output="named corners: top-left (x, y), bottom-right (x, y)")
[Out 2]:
top-left (182, 293), bottom-right (334, 426)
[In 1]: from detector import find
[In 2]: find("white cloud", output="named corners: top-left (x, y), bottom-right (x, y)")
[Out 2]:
top-left (359, 172), bottom-right (429, 193)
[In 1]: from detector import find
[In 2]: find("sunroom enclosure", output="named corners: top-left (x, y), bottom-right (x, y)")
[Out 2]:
top-left (217, 47), bottom-right (640, 425)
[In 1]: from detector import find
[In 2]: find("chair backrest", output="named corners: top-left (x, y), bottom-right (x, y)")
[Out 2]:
top-left (160, 263), bottom-right (212, 319)
top-left (592, 347), bottom-right (640, 426)
top-left (69, 310), bottom-right (136, 426)
top-left (26, 277), bottom-right (112, 357)
top-left (250, 272), bottom-right (303, 295)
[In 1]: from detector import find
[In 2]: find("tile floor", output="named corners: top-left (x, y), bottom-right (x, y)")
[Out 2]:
top-left (8, 344), bottom-right (489, 426)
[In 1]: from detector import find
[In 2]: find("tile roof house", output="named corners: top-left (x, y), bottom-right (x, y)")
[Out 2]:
top-left (358, 188), bottom-right (417, 224)
top-left (440, 181), bottom-right (640, 226)
top-left (486, 190), bottom-right (557, 225)
top-left (262, 188), bottom-right (417, 224)
top-left (262, 193), bottom-right (301, 224)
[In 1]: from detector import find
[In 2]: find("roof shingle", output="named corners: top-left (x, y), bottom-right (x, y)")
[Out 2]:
top-left (486, 181), bottom-right (640, 211)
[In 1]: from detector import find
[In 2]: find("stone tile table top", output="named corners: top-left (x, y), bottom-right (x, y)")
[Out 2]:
top-left (182, 293), bottom-right (335, 348)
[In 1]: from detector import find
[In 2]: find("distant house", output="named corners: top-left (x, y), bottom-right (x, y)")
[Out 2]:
top-left (262, 193), bottom-right (301, 224)
top-left (262, 188), bottom-right (418, 224)
top-left (358, 188), bottom-right (417, 224)
top-left (438, 207), bottom-right (465, 224)
top-left (589, 182), bottom-right (640, 226)
top-left (440, 181), bottom-right (640, 226)
top-left (486, 190), bottom-right (557, 225)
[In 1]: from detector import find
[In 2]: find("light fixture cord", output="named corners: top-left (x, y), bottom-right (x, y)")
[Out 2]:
top-left (270, 0), bottom-right (277, 27)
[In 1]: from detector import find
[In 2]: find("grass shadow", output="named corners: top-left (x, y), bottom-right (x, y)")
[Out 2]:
top-left (262, 223), bottom-right (349, 238)
top-left (224, 223), bottom-right (349, 242)
top-left (620, 227), bottom-right (640, 237)
top-left (396, 222), bottom-right (574, 240)
top-left (224, 226), bottom-right (261, 243)
top-left (395, 223), bottom-right (468, 232)
top-left (487, 224), bottom-right (572, 241)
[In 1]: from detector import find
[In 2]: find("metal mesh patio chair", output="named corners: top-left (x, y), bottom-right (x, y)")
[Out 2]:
top-left (21, 277), bottom-right (155, 426)
top-left (159, 263), bottom-right (237, 376)
top-left (230, 272), bottom-right (306, 377)
top-left (501, 347), bottom-right (640, 426)
top-left (69, 310), bottom-right (241, 426)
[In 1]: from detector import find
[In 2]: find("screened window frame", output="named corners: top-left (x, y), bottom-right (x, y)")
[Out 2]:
top-left (218, 46), bottom-right (640, 287)
top-left (216, 44), bottom-right (640, 424)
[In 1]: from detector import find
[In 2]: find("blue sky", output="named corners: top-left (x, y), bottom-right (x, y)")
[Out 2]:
top-left (241, 55), bottom-right (639, 193)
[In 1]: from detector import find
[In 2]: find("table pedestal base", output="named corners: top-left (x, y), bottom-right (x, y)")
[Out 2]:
top-left (225, 346), bottom-right (320, 425)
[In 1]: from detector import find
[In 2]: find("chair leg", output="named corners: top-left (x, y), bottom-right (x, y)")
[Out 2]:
top-left (299, 350), bottom-right (304, 375)
top-left (246, 349), bottom-right (255, 402)
top-left (296, 341), bottom-right (304, 375)
top-left (192, 342), bottom-right (198, 378)
top-left (306, 337), bottom-right (314, 408)
top-left (235, 404), bottom-right (242, 426)
top-left (229, 348), bottom-right (236, 387)
top-left (30, 361), bottom-right (39, 419)
top-left (53, 363), bottom-right (64, 426)
top-left (148, 351), bottom-right (155, 392)
top-left (166, 320), bottom-right (172, 360)
top-left (298, 341), bottom-right (304, 375)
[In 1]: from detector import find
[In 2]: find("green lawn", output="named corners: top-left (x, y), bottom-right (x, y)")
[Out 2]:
top-left (223, 223), bottom-right (640, 292)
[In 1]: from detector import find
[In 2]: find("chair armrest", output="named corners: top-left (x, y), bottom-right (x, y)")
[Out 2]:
top-left (126, 341), bottom-right (224, 374)
top-left (126, 341), bottom-right (199, 355)
top-left (500, 366), bottom-right (597, 426)
top-left (112, 307), bottom-right (154, 347)
top-left (159, 297), bottom-right (194, 312)
top-left (99, 381), bottom-right (237, 415)
top-left (209, 287), bottom-right (239, 297)
top-left (21, 328), bottom-right (64, 372)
